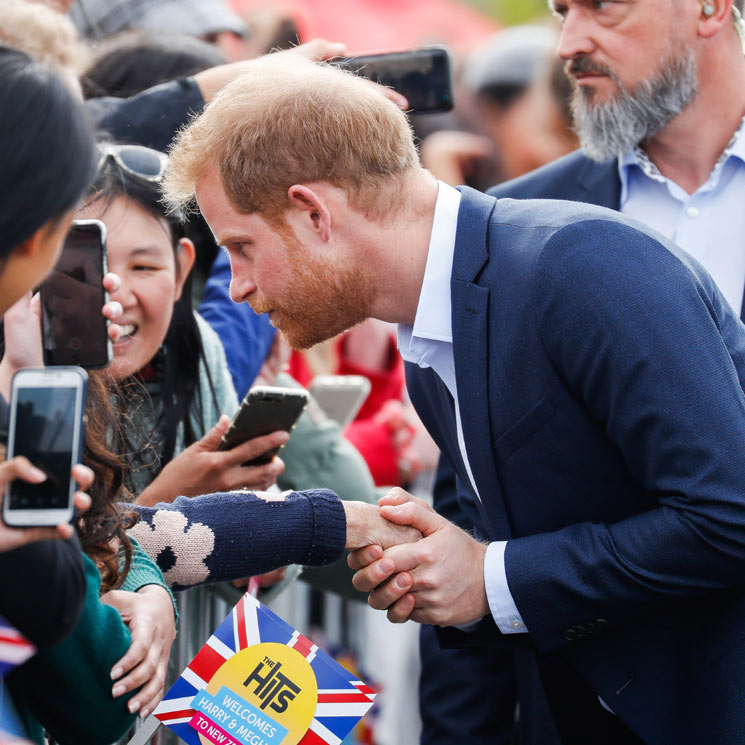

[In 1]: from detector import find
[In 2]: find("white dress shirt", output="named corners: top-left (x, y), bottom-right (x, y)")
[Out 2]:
top-left (397, 181), bottom-right (527, 634)
top-left (619, 118), bottom-right (745, 314)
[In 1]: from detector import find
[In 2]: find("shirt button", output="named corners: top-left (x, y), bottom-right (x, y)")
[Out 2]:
top-left (510, 619), bottom-right (523, 629)
top-left (686, 206), bottom-right (700, 218)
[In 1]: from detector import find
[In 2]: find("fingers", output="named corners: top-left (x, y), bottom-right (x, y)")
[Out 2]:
top-left (72, 491), bottom-right (92, 517)
top-left (71, 463), bottom-right (94, 491)
top-left (198, 414), bottom-right (232, 451)
top-left (0, 456), bottom-right (47, 488)
top-left (103, 274), bottom-right (123, 341)
top-left (352, 542), bottom-right (421, 593)
top-left (387, 593), bottom-right (416, 624)
top-left (112, 639), bottom-right (165, 716)
top-left (103, 272), bottom-right (121, 294)
top-left (293, 38), bottom-right (346, 61)
top-left (379, 501), bottom-right (442, 537)
top-left (378, 486), bottom-right (432, 511)
top-left (228, 430), bottom-right (289, 466)
top-left (377, 85), bottom-right (409, 111)
top-left (348, 544), bottom-right (383, 571)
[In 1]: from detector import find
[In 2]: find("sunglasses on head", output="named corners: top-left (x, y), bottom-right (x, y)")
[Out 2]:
top-left (97, 143), bottom-right (169, 182)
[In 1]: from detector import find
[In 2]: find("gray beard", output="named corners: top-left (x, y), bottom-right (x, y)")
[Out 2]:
top-left (571, 49), bottom-right (699, 162)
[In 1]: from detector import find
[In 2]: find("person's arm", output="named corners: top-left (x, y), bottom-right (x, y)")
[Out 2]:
top-left (353, 219), bottom-right (745, 648)
top-left (128, 489), bottom-right (420, 590)
top-left (6, 555), bottom-right (138, 745)
top-left (86, 40), bottom-right (348, 156)
top-left (102, 539), bottom-right (176, 720)
top-left (0, 538), bottom-right (84, 649)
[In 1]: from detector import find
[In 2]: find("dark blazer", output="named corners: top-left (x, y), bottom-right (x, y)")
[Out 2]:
top-left (487, 149), bottom-right (745, 321)
top-left (406, 186), bottom-right (745, 745)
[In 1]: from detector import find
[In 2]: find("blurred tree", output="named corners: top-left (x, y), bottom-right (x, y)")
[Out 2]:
top-left (466, 0), bottom-right (550, 25)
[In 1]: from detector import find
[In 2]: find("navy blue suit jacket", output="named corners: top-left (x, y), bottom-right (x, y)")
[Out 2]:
top-left (405, 185), bottom-right (745, 744)
top-left (488, 149), bottom-right (745, 321)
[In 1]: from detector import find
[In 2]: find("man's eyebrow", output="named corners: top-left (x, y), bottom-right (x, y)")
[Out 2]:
top-left (217, 234), bottom-right (252, 246)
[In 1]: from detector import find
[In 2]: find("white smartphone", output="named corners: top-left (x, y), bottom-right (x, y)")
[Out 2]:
top-left (309, 375), bottom-right (371, 429)
top-left (3, 367), bottom-right (88, 527)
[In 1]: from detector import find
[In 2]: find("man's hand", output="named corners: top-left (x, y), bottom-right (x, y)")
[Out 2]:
top-left (348, 489), bottom-right (489, 626)
top-left (343, 498), bottom-right (421, 550)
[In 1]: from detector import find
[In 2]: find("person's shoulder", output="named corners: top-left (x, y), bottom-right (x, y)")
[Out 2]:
top-left (488, 149), bottom-right (614, 201)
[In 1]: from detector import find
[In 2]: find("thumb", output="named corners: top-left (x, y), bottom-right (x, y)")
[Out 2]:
top-left (197, 415), bottom-right (231, 452)
top-left (380, 501), bottom-right (443, 538)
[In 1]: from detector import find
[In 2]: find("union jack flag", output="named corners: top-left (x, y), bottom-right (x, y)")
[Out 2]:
top-left (0, 616), bottom-right (34, 678)
top-left (153, 593), bottom-right (376, 745)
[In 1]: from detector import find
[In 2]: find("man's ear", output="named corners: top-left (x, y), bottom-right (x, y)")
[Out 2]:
top-left (698, 0), bottom-right (737, 38)
top-left (173, 237), bottom-right (196, 301)
top-left (287, 185), bottom-right (332, 242)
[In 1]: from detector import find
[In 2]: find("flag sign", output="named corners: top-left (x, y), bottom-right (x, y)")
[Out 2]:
top-left (153, 592), bottom-right (376, 745)
top-left (0, 617), bottom-right (34, 678)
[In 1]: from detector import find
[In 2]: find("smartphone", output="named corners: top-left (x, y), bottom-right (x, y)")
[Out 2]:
top-left (3, 367), bottom-right (87, 527)
top-left (309, 375), bottom-right (371, 429)
top-left (217, 386), bottom-right (311, 466)
top-left (40, 219), bottom-right (112, 369)
top-left (329, 46), bottom-right (454, 112)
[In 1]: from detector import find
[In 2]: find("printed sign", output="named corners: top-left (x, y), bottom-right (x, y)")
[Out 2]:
top-left (153, 593), bottom-right (376, 745)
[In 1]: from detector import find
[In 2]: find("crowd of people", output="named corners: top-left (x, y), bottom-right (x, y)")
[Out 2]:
top-left (3, 0), bottom-right (745, 744)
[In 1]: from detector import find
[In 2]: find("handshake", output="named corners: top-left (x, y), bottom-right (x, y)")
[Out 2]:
top-left (342, 488), bottom-right (490, 627)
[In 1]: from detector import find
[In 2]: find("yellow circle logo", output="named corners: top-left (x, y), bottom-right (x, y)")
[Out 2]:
top-left (195, 642), bottom-right (318, 745)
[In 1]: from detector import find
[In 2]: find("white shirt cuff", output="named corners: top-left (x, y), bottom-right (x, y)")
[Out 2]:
top-left (484, 541), bottom-right (528, 634)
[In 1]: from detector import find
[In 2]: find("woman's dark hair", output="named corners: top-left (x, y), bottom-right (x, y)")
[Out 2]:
top-left (88, 153), bottom-right (219, 472)
top-left (81, 31), bottom-right (226, 100)
top-left (0, 44), bottom-right (97, 260)
top-left (80, 372), bottom-right (136, 592)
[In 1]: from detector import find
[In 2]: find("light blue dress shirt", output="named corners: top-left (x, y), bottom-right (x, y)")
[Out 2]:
top-left (397, 181), bottom-right (527, 634)
top-left (619, 119), bottom-right (745, 313)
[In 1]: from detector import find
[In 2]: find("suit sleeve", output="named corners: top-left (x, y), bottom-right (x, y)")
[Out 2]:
top-left (505, 218), bottom-right (745, 652)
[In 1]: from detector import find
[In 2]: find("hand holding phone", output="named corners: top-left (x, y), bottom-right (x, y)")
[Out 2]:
top-left (2, 367), bottom-right (88, 528)
top-left (218, 386), bottom-right (310, 465)
top-left (40, 219), bottom-right (113, 369)
top-left (135, 415), bottom-right (291, 506)
top-left (329, 46), bottom-right (454, 112)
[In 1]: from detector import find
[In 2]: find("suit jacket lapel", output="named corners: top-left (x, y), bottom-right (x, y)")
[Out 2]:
top-left (577, 156), bottom-right (621, 209)
top-left (451, 187), bottom-right (511, 540)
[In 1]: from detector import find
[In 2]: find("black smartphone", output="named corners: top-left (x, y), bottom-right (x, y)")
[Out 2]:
top-left (40, 219), bottom-right (112, 369)
top-left (329, 46), bottom-right (454, 112)
top-left (217, 386), bottom-right (311, 466)
top-left (3, 367), bottom-right (87, 527)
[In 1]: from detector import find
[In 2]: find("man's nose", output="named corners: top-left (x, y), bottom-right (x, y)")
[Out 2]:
top-left (229, 262), bottom-right (257, 304)
top-left (557, 6), bottom-right (597, 61)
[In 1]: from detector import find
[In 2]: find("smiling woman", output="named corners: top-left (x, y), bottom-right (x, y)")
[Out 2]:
top-left (77, 144), bottom-right (289, 501)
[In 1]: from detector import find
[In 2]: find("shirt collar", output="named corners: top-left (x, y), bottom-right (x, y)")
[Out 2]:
top-left (618, 114), bottom-right (745, 201)
top-left (398, 181), bottom-right (461, 363)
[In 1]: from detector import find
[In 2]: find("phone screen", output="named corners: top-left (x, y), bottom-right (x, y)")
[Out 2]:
top-left (41, 220), bottom-right (111, 368)
top-left (7, 385), bottom-right (78, 510)
top-left (330, 48), bottom-right (454, 112)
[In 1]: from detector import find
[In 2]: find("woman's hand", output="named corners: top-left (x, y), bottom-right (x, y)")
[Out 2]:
top-left (136, 415), bottom-right (288, 505)
top-left (102, 584), bottom-right (176, 718)
top-left (0, 459), bottom-right (92, 549)
top-left (0, 274), bottom-right (123, 399)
